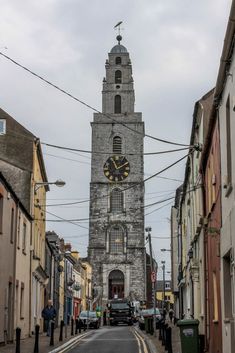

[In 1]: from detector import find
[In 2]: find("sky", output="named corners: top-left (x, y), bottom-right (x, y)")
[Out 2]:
top-left (0, 0), bottom-right (232, 279)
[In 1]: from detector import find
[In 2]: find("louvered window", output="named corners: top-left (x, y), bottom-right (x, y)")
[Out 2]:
top-left (113, 136), bottom-right (122, 154)
top-left (116, 57), bottom-right (121, 65)
top-left (115, 70), bottom-right (122, 83)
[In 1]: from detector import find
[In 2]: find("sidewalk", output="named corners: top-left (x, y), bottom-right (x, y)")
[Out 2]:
top-left (0, 326), bottom-right (87, 353)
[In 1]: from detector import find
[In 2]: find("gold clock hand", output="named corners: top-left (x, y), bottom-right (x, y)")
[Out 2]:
top-left (117, 162), bottom-right (129, 169)
top-left (111, 158), bottom-right (118, 169)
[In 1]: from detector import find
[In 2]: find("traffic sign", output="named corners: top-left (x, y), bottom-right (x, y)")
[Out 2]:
top-left (151, 271), bottom-right (156, 283)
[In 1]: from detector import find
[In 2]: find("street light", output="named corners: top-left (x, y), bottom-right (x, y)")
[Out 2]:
top-left (160, 248), bottom-right (171, 252)
top-left (34, 179), bottom-right (66, 192)
top-left (145, 227), bottom-right (157, 337)
top-left (161, 261), bottom-right (166, 311)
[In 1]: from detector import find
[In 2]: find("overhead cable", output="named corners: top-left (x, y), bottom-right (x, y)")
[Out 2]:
top-left (0, 51), bottom-right (192, 147)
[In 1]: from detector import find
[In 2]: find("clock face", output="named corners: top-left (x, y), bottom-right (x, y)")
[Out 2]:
top-left (103, 155), bottom-right (130, 182)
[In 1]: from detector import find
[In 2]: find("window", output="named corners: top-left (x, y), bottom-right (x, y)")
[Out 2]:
top-left (10, 208), bottom-right (14, 243)
top-left (113, 136), bottom-right (122, 154)
top-left (20, 283), bottom-right (24, 319)
top-left (114, 95), bottom-right (121, 114)
top-left (0, 194), bottom-right (3, 234)
top-left (110, 188), bottom-right (123, 212)
top-left (226, 96), bottom-right (232, 188)
top-left (115, 70), bottom-right (122, 84)
top-left (22, 223), bottom-right (26, 254)
top-left (116, 57), bottom-right (121, 65)
top-left (0, 119), bottom-right (6, 135)
top-left (110, 226), bottom-right (124, 254)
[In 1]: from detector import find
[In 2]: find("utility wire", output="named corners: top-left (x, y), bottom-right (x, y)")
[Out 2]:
top-left (1, 130), bottom-right (193, 156)
top-left (0, 50), bottom-right (192, 147)
top-left (42, 151), bottom-right (193, 208)
top-left (42, 141), bottom-right (191, 156)
top-left (38, 183), bottom-right (201, 224)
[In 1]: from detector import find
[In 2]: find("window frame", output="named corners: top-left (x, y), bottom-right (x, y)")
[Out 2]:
top-left (109, 225), bottom-right (124, 254)
top-left (116, 57), bottom-right (122, 65)
top-left (110, 188), bottom-right (123, 213)
top-left (0, 119), bottom-right (6, 135)
top-left (113, 136), bottom-right (122, 154)
top-left (114, 95), bottom-right (121, 114)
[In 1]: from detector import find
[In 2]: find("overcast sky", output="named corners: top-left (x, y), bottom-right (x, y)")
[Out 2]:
top-left (0, 0), bottom-right (232, 278)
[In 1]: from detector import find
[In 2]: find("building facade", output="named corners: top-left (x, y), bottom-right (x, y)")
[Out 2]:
top-left (214, 2), bottom-right (235, 351)
top-left (88, 36), bottom-right (146, 304)
top-left (0, 108), bottom-right (49, 334)
top-left (0, 173), bottom-right (32, 343)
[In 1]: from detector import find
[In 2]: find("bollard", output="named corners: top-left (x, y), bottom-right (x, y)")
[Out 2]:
top-left (83, 320), bottom-right (86, 331)
top-left (103, 312), bottom-right (107, 326)
top-left (162, 323), bottom-right (168, 346)
top-left (50, 321), bottom-right (55, 346)
top-left (34, 325), bottom-right (40, 353)
top-left (150, 317), bottom-right (154, 335)
top-left (59, 320), bottom-right (64, 341)
top-left (75, 319), bottom-right (78, 335)
top-left (166, 327), bottom-right (172, 353)
top-left (71, 318), bottom-right (74, 336)
top-left (78, 319), bottom-right (82, 333)
top-left (15, 327), bottom-right (21, 353)
top-left (159, 320), bottom-right (163, 340)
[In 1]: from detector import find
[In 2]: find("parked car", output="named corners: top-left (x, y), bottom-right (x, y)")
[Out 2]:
top-left (138, 308), bottom-right (162, 330)
top-left (78, 311), bottom-right (100, 329)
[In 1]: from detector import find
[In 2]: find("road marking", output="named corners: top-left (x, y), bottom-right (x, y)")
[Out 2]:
top-left (133, 330), bottom-right (142, 353)
top-left (133, 328), bottom-right (149, 353)
top-left (50, 331), bottom-right (92, 353)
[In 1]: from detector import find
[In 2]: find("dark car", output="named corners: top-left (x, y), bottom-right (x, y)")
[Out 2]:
top-left (78, 311), bottom-right (100, 329)
top-left (138, 308), bottom-right (162, 330)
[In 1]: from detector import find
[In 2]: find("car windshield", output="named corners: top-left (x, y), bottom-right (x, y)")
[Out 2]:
top-left (80, 311), bottom-right (96, 318)
top-left (110, 303), bottom-right (129, 310)
top-left (141, 308), bottom-right (160, 315)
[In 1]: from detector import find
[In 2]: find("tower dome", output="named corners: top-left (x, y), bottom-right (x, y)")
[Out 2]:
top-left (110, 34), bottom-right (127, 53)
top-left (110, 44), bottom-right (128, 53)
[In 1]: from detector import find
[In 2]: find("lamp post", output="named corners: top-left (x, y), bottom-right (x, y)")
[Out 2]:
top-left (161, 261), bottom-right (166, 310)
top-left (34, 179), bottom-right (66, 193)
top-left (145, 227), bottom-right (157, 337)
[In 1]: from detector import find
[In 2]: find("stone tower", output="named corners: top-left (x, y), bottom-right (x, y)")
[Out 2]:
top-left (88, 35), bottom-right (146, 304)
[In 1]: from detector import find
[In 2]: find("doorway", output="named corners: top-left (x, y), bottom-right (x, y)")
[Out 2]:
top-left (108, 270), bottom-right (124, 299)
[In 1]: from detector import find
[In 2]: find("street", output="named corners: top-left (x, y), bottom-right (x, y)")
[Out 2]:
top-left (68, 326), bottom-right (150, 353)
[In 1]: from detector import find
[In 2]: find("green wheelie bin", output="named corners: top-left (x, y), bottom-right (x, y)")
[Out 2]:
top-left (177, 319), bottom-right (199, 353)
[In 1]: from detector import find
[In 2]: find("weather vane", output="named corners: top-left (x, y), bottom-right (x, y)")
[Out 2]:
top-left (114, 21), bottom-right (124, 44)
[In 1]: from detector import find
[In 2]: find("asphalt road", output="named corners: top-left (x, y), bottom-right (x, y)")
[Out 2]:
top-left (68, 325), bottom-right (150, 353)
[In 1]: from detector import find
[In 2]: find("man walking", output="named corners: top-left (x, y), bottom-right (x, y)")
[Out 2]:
top-left (42, 300), bottom-right (57, 336)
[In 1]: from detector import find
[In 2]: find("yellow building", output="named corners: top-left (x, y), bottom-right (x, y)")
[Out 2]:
top-left (30, 138), bottom-right (49, 332)
top-left (156, 280), bottom-right (174, 309)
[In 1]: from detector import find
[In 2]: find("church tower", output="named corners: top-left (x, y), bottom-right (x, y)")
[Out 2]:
top-left (88, 34), bottom-right (146, 304)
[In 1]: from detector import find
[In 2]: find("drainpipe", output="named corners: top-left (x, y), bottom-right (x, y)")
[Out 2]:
top-left (12, 201), bottom-right (19, 341)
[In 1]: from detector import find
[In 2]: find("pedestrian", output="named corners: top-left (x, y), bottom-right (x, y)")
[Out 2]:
top-left (169, 308), bottom-right (174, 323)
top-left (42, 299), bottom-right (57, 336)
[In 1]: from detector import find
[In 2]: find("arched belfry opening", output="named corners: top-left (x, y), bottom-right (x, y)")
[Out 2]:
top-left (108, 270), bottom-right (124, 299)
